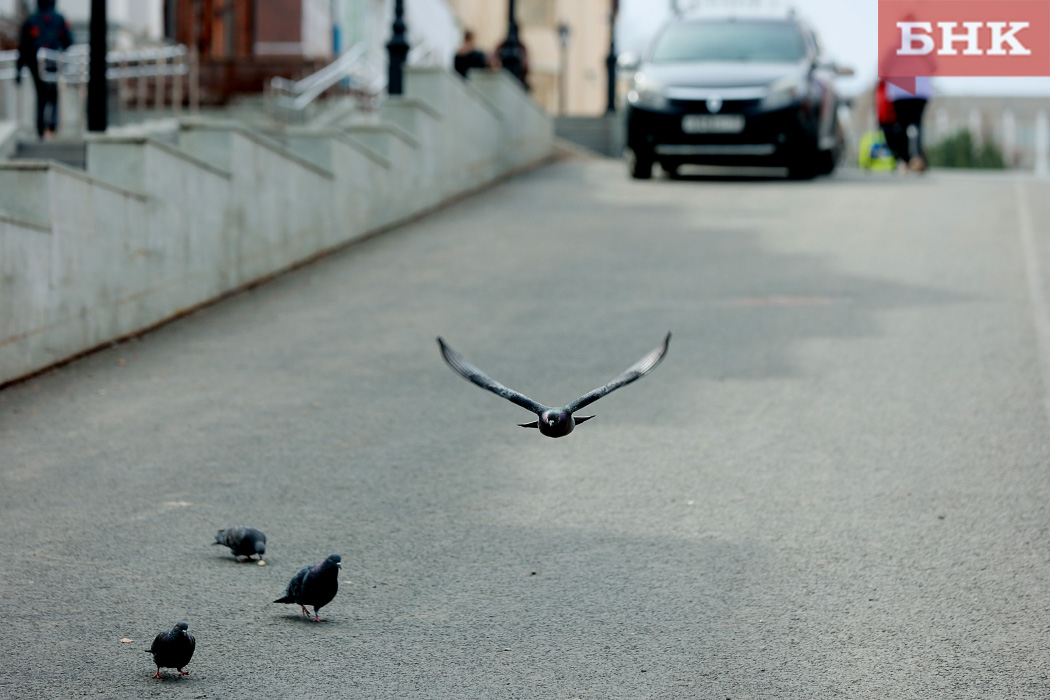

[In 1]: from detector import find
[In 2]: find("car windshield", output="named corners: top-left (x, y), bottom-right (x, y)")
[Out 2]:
top-left (649, 21), bottom-right (808, 63)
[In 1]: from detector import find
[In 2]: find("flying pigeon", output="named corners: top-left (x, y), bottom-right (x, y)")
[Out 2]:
top-left (212, 526), bottom-right (266, 561)
top-left (437, 332), bottom-right (671, 438)
top-left (273, 554), bottom-right (342, 622)
top-left (145, 622), bottom-right (195, 679)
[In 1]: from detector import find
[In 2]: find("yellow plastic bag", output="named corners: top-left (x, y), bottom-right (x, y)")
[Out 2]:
top-left (858, 130), bottom-right (897, 171)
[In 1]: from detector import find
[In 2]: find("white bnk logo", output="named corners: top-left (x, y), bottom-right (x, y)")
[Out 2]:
top-left (897, 21), bottom-right (1032, 55)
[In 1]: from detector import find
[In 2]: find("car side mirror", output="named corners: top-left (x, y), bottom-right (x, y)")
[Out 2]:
top-left (617, 51), bottom-right (641, 73)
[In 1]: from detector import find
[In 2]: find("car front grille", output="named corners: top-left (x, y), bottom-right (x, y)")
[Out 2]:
top-left (668, 99), bottom-right (762, 115)
top-left (654, 144), bottom-right (777, 156)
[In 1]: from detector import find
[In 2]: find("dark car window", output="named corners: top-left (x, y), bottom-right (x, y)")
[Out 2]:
top-left (649, 21), bottom-right (808, 63)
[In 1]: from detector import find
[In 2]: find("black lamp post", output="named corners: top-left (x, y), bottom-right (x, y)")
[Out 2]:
top-left (557, 23), bottom-right (570, 115)
top-left (605, 0), bottom-right (618, 114)
top-left (497, 0), bottom-right (525, 87)
top-left (387, 0), bottom-right (409, 96)
top-left (87, 0), bottom-right (107, 132)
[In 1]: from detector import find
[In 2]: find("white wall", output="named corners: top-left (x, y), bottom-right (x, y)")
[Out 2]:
top-left (41, 0), bottom-right (164, 41)
top-left (121, 0), bottom-right (163, 41)
top-left (0, 66), bottom-right (554, 385)
top-left (339, 0), bottom-right (458, 69)
top-left (47, 0), bottom-right (88, 22)
top-left (401, 0), bottom-right (458, 66)
top-left (302, 0), bottom-right (333, 58)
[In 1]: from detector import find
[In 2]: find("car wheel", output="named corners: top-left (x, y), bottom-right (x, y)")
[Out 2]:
top-left (627, 148), bottom-right (654, 180)
top-left (816, 120), bottom-right (845, 175)
top-left (788, 156), bottom-right (817, 180)
top-left (815, 147), bottom-right (838, 175)
top-left (787, 120), bottom-right (822, 179)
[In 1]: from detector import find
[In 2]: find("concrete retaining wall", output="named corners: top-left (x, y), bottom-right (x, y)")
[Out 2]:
top-left (554, 115), bottom-right (625, 158)
top-left (0, 68), bottom-right (554, 386)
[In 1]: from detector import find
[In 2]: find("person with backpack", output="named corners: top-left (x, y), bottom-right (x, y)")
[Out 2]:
top-left (886, 76), bottom-right (932, 172)
top-left (16, 0), bottom-right (74, 140)
top-left (876, 78), bottom-right (905, 167)
top-left (877, 18), bottom-right (935, 173)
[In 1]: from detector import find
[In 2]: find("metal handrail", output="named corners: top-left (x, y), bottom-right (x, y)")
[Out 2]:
top-left (271, 43), bottom-right (369, 111)
top-left (1, 43), bottom-right (200, 136)
top-left (272, 44), bottom-right (365, 95)
top-left (0, 44), bottom-right (189, 83)
top-left (268, 42), bottom-right (437, 119)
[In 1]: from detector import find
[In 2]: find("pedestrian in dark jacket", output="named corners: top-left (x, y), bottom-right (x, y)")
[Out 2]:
top-left (453, 30), bottom-right (489, 78)
top-left (16, 0), bottom-right (74, 139)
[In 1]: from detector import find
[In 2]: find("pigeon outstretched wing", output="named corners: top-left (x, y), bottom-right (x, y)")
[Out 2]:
top-left (565, 333), bottom-right (671, 414)
top-left (437, 338), bottom-right (548, 414)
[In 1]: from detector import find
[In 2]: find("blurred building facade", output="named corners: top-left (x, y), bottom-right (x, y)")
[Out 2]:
top-left (336, 0), bottom-right (458, 81)
top-left (0, 0), bottom-right (468, 104)
top-left (447, 0), bottom-right (615, 115)
top-left (157, 0), bottom-right (335, 102)
top-left (0, 0), bottom-right (165, 47)
top-left (165, 0), bottom-right (332, 58)
top-left (0, 0), bottom-right (18, 50)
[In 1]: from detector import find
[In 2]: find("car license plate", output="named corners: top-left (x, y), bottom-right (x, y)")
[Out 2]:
top-left (681, 114), bottom-right (745, 134)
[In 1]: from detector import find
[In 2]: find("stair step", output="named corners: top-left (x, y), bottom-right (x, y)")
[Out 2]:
top-left (13, 141), bottom-right (87, 169)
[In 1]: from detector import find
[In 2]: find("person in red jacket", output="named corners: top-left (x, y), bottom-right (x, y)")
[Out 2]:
top-left (876, 79), bottom-right (905, 166)
top-left (16, 0), bottom-right (74, 140)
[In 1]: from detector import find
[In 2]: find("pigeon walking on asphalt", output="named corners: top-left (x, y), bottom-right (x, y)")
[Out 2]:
top-left (437, 332), bottom-right (672, 438)
top-left (273, 554), bottom-right (342, 622)
top-left (145, 622), bottom-right (195, 679)
top-left (212, 526), bottom-right (266, 562)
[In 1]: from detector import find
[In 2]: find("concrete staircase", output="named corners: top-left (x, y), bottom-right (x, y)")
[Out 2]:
top-left (0, 66), bottom-right (555, 387)
top-left (13, 140), bottom-right (88, 169)
top-left (4, 94), bottom-right (367, 170)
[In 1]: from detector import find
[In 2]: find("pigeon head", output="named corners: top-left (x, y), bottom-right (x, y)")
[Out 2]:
top-left (537, 409), bottom-right (575, 437)
top-left (543, 410), bottom-right (568, 427)
top-left (325, 554), bottom-right (342, 569)
top-left (254, 539), bottom-right (266, 555)
top-left (175, 622), bottom-right (189, 632)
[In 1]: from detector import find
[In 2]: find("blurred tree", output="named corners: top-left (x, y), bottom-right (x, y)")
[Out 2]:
top-left (975, 140), bottom-right (1006, 169)
top-left (928, 129), bottom-right (1005, 169)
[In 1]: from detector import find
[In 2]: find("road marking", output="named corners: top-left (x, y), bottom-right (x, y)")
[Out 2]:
top-left (1015, 180), bottom-right (1050, 422)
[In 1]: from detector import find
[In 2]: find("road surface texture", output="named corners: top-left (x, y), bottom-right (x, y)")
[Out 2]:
top-left (2, 158), bottom-right (1050, 699)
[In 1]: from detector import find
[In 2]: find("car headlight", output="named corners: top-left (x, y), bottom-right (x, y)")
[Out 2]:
top-left (627, 73), bottom-right (669, 111)
top-left (760, 74), bottom-right (808, 111)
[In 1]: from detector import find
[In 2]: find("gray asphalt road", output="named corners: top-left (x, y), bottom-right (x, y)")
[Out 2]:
top-left (2, 159), bottom-right (1050, 699)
